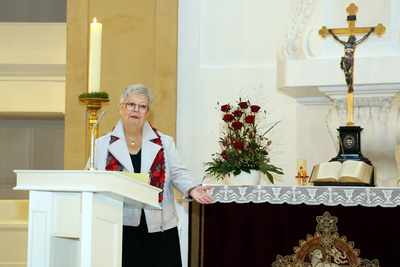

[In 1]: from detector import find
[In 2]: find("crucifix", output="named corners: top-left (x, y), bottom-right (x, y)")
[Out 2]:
top-left (317, 4), bottom-right (384, 173)
top-left (319, 3), bottom-right (385, 126)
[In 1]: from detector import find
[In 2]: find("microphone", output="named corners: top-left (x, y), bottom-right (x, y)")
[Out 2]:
top-left (89, 110), bottom-right (107, 171)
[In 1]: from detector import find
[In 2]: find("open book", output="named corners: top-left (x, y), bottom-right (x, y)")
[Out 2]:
top-left (115, 171), bottom-right (149, 184)
top-left (310, 160), bottom-right (373, 184)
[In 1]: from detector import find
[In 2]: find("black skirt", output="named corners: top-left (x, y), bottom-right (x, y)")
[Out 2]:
top-left (122, 211), bottom-right (182, 267)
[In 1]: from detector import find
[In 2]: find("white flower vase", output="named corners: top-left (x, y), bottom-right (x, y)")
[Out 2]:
top-left (225, 170), bottom-right (261, 185)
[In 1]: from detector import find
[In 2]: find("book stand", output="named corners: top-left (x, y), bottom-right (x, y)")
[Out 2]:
top-left (14, 170), bottom-right (161, 267)
top-left (320, 126), bottom-right (375, 187)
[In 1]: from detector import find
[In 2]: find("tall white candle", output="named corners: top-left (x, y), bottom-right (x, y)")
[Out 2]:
top-left (88, 17), bottom-right (102, 93)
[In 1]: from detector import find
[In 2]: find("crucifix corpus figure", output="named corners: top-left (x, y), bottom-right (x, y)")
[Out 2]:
top-left (330, 28), bottom-right (374, 95)
top-left (319, 3), bottom-right (385, 126)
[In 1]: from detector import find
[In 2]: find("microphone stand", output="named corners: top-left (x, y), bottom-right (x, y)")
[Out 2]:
top-left (89, 109), bottom-right (107, 171)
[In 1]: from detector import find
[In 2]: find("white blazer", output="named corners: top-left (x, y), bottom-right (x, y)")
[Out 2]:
top-left (93, 119), bottom-right (197, 232)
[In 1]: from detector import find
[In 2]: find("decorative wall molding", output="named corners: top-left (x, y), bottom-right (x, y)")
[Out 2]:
top-left (277, 58), bottom-right (400, 105)
top-left (334, 97), bottom-right (393, 124)
top-left (320, 84), bottom-right (400, 100)
top-left (0, 64), bottom-right (65, 81)
top-left (279, 0), bottom-right (315, 60)
top-left (296, 96), bottom-right (331, 105)
top-left (325, 94), bottom-right (400, 183)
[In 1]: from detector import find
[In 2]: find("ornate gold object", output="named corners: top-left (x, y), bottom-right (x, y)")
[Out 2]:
top-left (272, 211), bottom-right (380, 266)
top-left (79, 98), bottom-right (109, 157)
top-left (319, 4), bottom-right (385, 126)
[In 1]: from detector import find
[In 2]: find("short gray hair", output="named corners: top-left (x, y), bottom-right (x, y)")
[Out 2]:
top-left (120, 84), bottom-right (153, 108)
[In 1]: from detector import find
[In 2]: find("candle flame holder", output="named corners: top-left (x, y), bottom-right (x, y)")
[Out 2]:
top-left (79, 97), bottom-right (109, 158)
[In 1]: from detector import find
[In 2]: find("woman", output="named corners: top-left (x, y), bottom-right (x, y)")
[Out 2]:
top-left (92, 84), bottom-right (214, 267)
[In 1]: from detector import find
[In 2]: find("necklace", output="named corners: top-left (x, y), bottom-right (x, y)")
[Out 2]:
top-left (130, 134), bottom-right (142, 146)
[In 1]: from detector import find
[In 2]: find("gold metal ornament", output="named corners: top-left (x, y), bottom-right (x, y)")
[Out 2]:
top-left (319, 4), bottom-right (385, 126)
top-left (79, 97), bottom-right (109, 158)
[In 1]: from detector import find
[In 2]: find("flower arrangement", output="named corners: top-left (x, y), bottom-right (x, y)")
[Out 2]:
top-left (204, 98), bottom-right (283, 183)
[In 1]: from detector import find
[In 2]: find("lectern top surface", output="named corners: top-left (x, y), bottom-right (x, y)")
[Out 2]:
top-left (13, 170), bottom-right (162, 210)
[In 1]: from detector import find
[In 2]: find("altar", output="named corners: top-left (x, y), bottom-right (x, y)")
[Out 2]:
top-left (190, 185), bottom-right (400, 266)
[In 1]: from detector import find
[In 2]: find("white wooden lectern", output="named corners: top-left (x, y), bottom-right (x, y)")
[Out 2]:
top-left (14, 170), bottom-right (162, 267)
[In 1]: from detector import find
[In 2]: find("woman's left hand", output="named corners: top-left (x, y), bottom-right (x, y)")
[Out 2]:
top-left (190, 185), bottom-right (214, 204)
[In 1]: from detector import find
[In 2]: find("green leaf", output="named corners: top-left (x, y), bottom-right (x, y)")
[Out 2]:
top-left (265, 171), bottom-right (274, 184)
top-left (79, 92), bottom-right (109, 99)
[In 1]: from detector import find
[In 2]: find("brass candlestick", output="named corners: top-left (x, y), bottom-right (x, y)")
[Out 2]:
top-left (79, 98), bottom-right (109, 158)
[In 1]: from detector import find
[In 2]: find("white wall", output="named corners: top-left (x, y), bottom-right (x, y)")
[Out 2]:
top-left (0, 23), bottom-right (66, 118)
top-left (177, 0), bottom-right (400, 186)
top-left (0, 22), bottom-right (66, 198)
top-left (0, 200), bottom-right (28, 266)
top-left (177, 0), bottom-right (299, 184)
top-left (0, 22), bottom-right (66, 266)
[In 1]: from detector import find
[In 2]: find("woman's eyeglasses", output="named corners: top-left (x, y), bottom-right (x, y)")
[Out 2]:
top-left (123, 102), bottom-right (149, 113)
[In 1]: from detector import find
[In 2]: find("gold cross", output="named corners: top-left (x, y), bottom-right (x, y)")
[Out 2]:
top-left (319, 4), bottom-right (385, 126)
top-left (319, 4), bottom-right (385, 38)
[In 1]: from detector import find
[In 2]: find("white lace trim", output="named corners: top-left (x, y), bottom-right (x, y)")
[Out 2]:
top-left (207, 185), bottom-right (400, 207)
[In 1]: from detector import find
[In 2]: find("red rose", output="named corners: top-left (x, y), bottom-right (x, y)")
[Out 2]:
top-left (249, 133), bottom-right (253, 138)
top-left (267, 140), bottom-right (272, 145)
top-left (232, 121), bottom-right (243, 129)
top-left (245, 115), bottom-right (255, 123)
top-left (250, 105), bottom-right (261, 112)
top-left (263, 150), bottom-right (269, 155)
top-left (238, 101), bottom-right (248, 109)
top-left (222, 139), bottom-right (229, 146)
top-left (230, 137), bottom-right (234, 142)
top-left (233, 110), bottom-right (243, 117)
top-left (221, 151), bottom-right (228, 160)
top-left (221, 104), bottom-right (231, 112)
top-left (223, 114), bottom-right (234, 122)
top-left (233, 141), bottom-right (245, 149)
